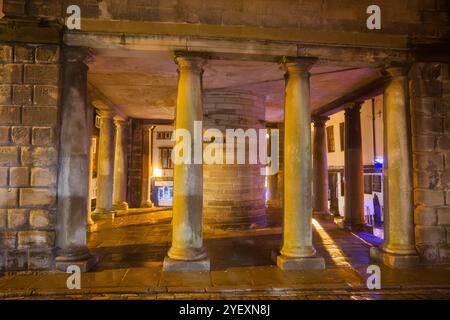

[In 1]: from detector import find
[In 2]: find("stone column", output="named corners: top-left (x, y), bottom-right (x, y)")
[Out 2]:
top-left (273, 57), bottom-right (324, 270)
top-left (163, 53), bottom-right (209, 272)
top-left (92, 110), bottom-right (116, 220)
top-left (87, 137), bottom-right (97, 233)
top-left (370, 66), bottom-right (419, 268)
top-left (55, 46), bottom-right (97, 272)
top-left (140, 126), bottom-right (153, 208)
top-left (312, 116), bottom-right (330, 217)
top-left (113, 119), bottom-right (129, 211)
top-left (342, 102), bottom-right (366, 230)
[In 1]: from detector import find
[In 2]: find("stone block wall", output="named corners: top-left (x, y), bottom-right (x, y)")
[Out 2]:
top-left (203, 90), bottom-right (267, 229)
top-left (0, 43), bottom-right (60, 272)
top-left (411, 62), bottom-right (450, 264)
top-left (2, 0), bottom-right (449, 42)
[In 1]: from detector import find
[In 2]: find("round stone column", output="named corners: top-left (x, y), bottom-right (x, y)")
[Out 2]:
top-left (203, 90), bottom-right (267, 229)
top-left (343, 102), bottom-right (365, 230)
top-left (163, 53), bottom-right (209, 272)
top-left (113, 119), bottom-right (129, 211)
top-left (273, 57), bottom-right (324, 270)
top-left (92, 110), bottom-right (116, 220)
top-left (312, 116), bottom-right (330, 217)
top-left (370, 66), bottom-right (419, 268)
top-left (56, 46), bottom-right (97, 272)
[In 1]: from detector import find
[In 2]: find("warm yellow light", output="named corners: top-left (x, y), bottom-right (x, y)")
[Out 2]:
top-left (153, 167), bottom-right (163, 177)
top-left (312, 218), bottom-right (351, 267)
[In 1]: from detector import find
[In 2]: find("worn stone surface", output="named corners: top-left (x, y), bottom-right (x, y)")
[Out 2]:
top-left (411, 63), bottom-right (450, 264)
top-left (203, 90), bottom-right (266, 228)
top-left (0, 42), bottom-right (60, 272)
top-left (0, 211), bottom-right (450, 298)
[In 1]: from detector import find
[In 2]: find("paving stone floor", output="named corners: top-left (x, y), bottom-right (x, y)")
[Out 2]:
top-left (1, 208), bottom-right (450, 300)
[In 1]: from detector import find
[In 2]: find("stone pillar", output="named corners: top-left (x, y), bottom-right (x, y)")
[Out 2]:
top-left (273, 57), bottom-right (325, 270)
top-left (113, 119), bottom-right (129, 211)
top-left (342, 102), bottom-right (366, 230)
top-left (92, 110), bottom-right (116, 220)
top-left (370, 66), bottom-right (419, 268)
top-left (140, 126), bottom-right (153, 208)
top-left (163, 53), bottom-right (209, 272)
top-left (55, 46), bottom-right (97, 272)
top-left (312, 116), bottom-right (330, 217)
top-left (87, 137), bottom-right (97, 233)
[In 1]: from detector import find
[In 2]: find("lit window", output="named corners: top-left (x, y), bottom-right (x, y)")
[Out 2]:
top-left (157, 131), bottom-right (172, 140)
top-left (373, 175), bottom-right (382, 192)
top-left (160, 147), bottom-right (173, 169)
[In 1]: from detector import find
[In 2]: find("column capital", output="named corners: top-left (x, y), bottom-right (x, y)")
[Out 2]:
top-left (344, 101), bottom-right (363, 114)
top-left (97, 109), bottom-right (116, 119)
top-left (113, 118), bottom-right (128, 128)
top-left (280, 56), bottom-right (317, 74)
top-left (174, 51), bottom-right (208, 74)
top-left (382, 64), bottom-right (410, 78)
top-left (62, 46), bottom-right (93, 66)
top-left (311, 115), bottom-right (329, 127)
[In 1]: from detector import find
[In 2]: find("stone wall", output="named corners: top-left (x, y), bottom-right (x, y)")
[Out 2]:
top-left (203, 90), bottom-right (266, 229)
top-left (411, 62), bottom-right (450, 264)
top-left (0, 42), bottom-right (60, 272)
top-left (2, 0), bottom-right (449, 42)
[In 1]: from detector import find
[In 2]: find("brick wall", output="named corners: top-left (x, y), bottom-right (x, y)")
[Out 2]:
top-left (411, 62), bottom-right (450, 263)
top-left (0, 43), bottom-right (60, 272)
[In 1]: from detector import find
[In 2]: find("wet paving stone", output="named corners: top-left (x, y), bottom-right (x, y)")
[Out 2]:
top-left (1, 210), bottom-right (450, 299)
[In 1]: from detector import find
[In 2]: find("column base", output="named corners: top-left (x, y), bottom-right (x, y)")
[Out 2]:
top-left (370, 246), bottom-right (420, 268)
top-left (162, 256), bottom-right (210, 272)
top-left (337, 220), bottom-right (373, 233)
top-left (271, 250), bottom-right (325, 270)
top-left (92, 209), bottom-right (115, 221)
top-left (113, 202), bottom-right (129, 211)
top-left (55, 250), bottom-right (98, 272)
top-left (140, 200), bottom-right (154, 208)
top-left (313, 210), bottom-right (334, 221)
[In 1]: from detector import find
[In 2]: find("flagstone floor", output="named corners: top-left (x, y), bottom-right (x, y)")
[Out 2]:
top-left (1, 208), bottom-right (450, 299)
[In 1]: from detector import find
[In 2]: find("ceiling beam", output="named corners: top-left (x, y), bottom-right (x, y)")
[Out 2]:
top-left (311, 77), bottom-right (387, 117)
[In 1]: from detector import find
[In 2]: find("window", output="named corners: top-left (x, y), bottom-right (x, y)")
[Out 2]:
top-left (373, 175), bottom-right (382, 192)
top-left (157, 131), bottom-right (172, 140)
top-left (326, 126), bottom-right (335, 153)
top-left (160, 148), bottom-right (173, 169)
top-left (364, 175), bottom-right (373, 194)
top-left (339, 122), bottom-right (345, 151)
